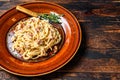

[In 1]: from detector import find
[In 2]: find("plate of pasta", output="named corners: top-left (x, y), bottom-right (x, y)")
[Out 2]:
top-left (0, 2), bottom-right (82, 76)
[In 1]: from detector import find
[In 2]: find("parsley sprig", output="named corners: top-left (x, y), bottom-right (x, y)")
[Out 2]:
top-left (39, 12), bottom-right (63, 23)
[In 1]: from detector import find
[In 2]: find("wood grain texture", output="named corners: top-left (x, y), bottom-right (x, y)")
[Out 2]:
top-left (0, 70), bottom-right (120, 80)
top-left (0, 0), bottom-right (120, 79)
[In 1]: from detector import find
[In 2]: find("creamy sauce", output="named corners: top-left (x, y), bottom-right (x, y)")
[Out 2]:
top-left (6, 18), bottom-right (65, 62)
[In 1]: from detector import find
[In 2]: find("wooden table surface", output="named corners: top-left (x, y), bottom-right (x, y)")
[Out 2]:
top-left (0, 0), bottom-right (120, 80)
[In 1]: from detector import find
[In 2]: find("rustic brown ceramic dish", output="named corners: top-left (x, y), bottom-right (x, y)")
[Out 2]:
top-left (0, 2), bottom-right (82, 76)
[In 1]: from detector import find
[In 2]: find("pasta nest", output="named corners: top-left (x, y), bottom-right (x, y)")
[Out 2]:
top-left (12, 17), bottom-right (61, 60)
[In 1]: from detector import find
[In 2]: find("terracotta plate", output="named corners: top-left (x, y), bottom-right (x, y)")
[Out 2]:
top-left (0, 2), bottom-right (82, 76)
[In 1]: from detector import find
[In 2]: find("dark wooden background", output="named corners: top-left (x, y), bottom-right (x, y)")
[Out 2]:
top-left (0, 0), bottom-right (120, 80)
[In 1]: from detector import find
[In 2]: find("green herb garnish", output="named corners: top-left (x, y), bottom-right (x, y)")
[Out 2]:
top-left (39, 12), bottom-right (63, 23)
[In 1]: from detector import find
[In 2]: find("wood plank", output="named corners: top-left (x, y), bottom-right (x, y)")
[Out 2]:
top-left (81, 24), bottom-right (120, 49)
top-left (0, 70), bottom-right (120, 79)
top-left (57, 48), bottom-right (120, 72)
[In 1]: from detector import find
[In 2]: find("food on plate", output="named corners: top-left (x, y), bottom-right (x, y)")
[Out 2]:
top-left (7, 17), bottom-right (62, 61)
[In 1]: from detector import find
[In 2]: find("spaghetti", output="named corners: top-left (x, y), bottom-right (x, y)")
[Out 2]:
top-left (11, 17), bottom-right (61, 60)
